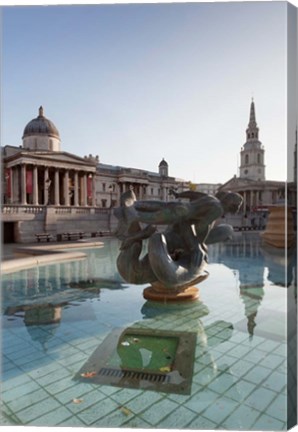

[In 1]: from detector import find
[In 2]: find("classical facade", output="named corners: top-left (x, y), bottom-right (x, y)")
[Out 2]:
top-left (2, 107), bottom-right (188, 242)
top-left (3, 108), bottom-right (97, 208)
top-left (219, 100), bottom-right (296, 217)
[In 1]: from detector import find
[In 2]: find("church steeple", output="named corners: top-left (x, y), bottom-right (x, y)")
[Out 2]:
top-left (246, 98), bottom-right (259, 141)
top-left (239, 99), bottom-right (265, 181)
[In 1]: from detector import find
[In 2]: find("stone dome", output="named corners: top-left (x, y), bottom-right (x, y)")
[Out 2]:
top-left (22, 106), bottom-right (60, 139)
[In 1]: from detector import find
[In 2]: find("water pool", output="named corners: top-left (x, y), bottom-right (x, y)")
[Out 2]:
top-left (1, 233), bottom-right (296, 429)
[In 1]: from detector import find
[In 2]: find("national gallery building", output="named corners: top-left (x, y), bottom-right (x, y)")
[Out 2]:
top-left (1, 107), bottom-right (188, 242)
top-left (1, 102), bottom-right (296, 243)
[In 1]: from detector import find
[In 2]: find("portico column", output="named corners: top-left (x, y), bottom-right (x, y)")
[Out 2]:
top-left (250, 190), bottom-right (254, 211)
top-left (21, 164), bottom-right (27, 205)
top-left (33, 166), bottom-right (39, 205)
top-left (74, 171), bottom-right (79, 206)
top-left (92, 174), bottom-right (96, 206)
top-left (9, 167), bottom-right (14, 203)
top-left (83, 174), bottom-right (87, 206)
top-left (54, 170), bottom-right (60, 205)
top-left (44, 167), bottom-right (49, 205)
top-left (243, 191), bottom-right (247, 213)
top-left (64, 170), bottom-right (70, 206)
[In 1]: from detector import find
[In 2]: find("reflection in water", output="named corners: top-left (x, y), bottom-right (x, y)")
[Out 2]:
top-left (2, 235), bottom-right (295, 352)
top-left (141, 301), bottom-right (235, 389)
top-left (208, 233), bottom-right (296, 336)
top-left (4, 303), bottom-right (64, 352)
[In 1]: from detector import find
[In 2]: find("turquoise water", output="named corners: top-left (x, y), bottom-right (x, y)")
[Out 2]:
top-left (1, 234), bottom-right (296, 429)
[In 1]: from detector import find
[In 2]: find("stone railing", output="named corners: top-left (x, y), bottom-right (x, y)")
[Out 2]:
top-left (1, 205), bottom-right (45, 215)
top-left (54, 206), bottom-right (110, 215)
top-left (1, 204), bottom-right (110, 216)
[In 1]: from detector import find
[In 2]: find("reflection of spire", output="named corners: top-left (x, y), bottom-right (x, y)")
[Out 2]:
top-left (239, 286), bottom-right (265, 338)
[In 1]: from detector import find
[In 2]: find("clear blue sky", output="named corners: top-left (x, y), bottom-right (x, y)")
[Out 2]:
top-left (1, 2), bottom-right (295, 183)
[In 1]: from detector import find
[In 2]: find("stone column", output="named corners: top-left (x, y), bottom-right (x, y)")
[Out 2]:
top-left (21, 164), bottom-right (27, 205)
top-left (9, 167), bottom-right (14, 203)
top-left (54, 170), bottom-right (60, 205)
top-left (44, 167), bottom-right (49, 205)
top-left (64, 170), bottom-right (70, 206)
top-left (33, 166), bottom-right (39, 205)
top-left (139, 184), bottom-right (143, 200)
top-left (83, 174), bottom-right (87, 206)
top-left (255, 190), bottom-right (259, 208)
top-left (243, 191), bottom-right (247, 213)
top-left (74, 171), bottom-right (79, 206)
top-left (250, 190), bottom-right (254, 211)
top-left (92, 174), bottom-right (96, 206)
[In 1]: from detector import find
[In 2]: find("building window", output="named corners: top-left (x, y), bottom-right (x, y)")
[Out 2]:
top-left (257, 153), bottom-right (261, 164)
top-left (101, 199), bottom-right (107, 207)
top-left (151, 188), bottom-right (154, 195)
top-left (102, 183), bottom-right (106, 192)
top-left (245, 155), bottom-right (249, 164)
top-left (244, 169), bottom-right (248, 175)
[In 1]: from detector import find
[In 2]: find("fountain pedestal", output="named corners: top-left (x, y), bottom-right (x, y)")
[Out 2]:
top-left (143, 272), bottom-right (209, 302)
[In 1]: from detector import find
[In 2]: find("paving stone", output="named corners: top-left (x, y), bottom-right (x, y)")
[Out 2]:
top-left (7, 388), bottom-right (49, 413)
top-left (16, 397), bottom-right (61, 424)
top-left (202, 396), bottom-right (239, 424)
top-left (221, 403), bottom-right (261, 429)
top-left (125, 391), bottom-right (164, 414)
top-left (186, 414), bottom-right (217, 429)
top-left (77, 397), bottom-right (119, 425)
top-left (139, 398), bottom-right (178, 425)
top-left (2, 379), bottom-right (41, 403)
top-left (158, 405), bottom-right (198, 428)
top-left (30, 406), bottom-right (73, 426)
top-left (244, 387), bottom-right (278, 412)
top-left (252, 413), bottom-right (285, 430)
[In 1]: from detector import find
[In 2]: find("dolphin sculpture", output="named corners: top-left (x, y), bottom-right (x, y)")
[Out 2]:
top-left (114, 188), bottom-right (242, 292)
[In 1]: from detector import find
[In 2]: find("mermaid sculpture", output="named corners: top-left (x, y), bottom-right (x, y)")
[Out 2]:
top-left (114, 188), bottom-right (242, 301)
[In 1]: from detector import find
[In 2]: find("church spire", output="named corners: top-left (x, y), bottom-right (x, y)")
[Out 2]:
top-left (240, 99), bottom-right (265, 181)
top-left (246, 98), bottom-right (259, 141)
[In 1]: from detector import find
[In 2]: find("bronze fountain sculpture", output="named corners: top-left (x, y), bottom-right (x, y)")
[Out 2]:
top-left (114, 188), bottom-right (243, 302)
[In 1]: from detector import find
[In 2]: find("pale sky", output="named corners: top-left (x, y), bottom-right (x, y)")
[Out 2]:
top-left (1, 1), bottom-right (297, 183)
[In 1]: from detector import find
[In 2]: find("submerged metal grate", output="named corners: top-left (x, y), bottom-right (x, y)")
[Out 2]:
top-left (98, 367), bottom-right (171, 383)
top-left (74, 326), bottom-right (196, 395)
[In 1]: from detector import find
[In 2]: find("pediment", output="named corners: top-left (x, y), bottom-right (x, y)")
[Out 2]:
top-left (220, 176), bottom-right (257, 190)
top-left (4, 150), bottom-right (97, 169)
top-left (33, 151), bottom-right (96, 165)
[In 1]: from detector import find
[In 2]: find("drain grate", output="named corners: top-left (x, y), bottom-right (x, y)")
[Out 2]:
top-left (74, 327), bottom-right (196, 394)
top-left (98, 367), bottom-right (171, 383)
